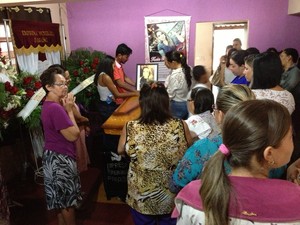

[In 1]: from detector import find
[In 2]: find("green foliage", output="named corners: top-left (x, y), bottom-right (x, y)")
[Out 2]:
top-left (65, 48), bottom-right (106, 109)
top-left (21, 106), bottom-right (42, 130)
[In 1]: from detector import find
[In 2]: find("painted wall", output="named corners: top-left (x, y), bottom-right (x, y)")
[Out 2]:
top-left (67, 0), bottom-right (300, 80)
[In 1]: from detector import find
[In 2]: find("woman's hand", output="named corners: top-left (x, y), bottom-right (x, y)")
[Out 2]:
top-left (62, 93), bottom-right (76, 113)
top-left (287, 158), bottom-right (300, 185)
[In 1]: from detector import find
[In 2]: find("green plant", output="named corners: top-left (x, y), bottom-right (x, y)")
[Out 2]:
top-left (66, 48), bottom-right (106, 109)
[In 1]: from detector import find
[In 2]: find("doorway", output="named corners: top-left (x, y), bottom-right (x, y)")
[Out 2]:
top-left (194, 21), bottom-right (248, 75)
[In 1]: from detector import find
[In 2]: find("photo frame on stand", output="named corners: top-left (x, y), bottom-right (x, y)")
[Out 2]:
top-left (136, 64), bottom-right (158, 90)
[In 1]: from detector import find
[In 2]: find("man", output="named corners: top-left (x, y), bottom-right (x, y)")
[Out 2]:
top-left (280, 48), bottom-right (300, 92)
top-left (232, 38), bottom-right (242, 50)
top-left (114, 43), bottom-right (136, 105)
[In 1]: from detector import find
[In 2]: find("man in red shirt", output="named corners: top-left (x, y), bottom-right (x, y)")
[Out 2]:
top-left (114, 43), bottom-right (136, 105)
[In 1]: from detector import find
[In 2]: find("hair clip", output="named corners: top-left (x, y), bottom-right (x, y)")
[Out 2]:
top-left (219, 144), bottom-right (230, 156)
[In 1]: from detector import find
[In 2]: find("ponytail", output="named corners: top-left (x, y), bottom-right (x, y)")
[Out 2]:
top-left (200, 151), bottom-right (231, 225)
top-left (165, 50), bottom-right (192, 89)
top-left (180, 54), bottom-right (192, 88)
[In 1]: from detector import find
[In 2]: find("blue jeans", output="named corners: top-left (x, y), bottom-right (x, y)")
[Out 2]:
top-left (170, 100), bottom-right (188, 120)
top-left (130, 208), bottom-right (176, 225)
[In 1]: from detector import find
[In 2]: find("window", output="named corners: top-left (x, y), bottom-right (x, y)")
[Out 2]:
top-left (0, 23), bottom-right (16, 67)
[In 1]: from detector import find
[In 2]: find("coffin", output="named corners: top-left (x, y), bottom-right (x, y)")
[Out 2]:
top-left (101, 96), bottom-right (140, 135)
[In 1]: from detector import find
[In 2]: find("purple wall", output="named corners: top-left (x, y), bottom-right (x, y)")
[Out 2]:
top-left (67, 0), bottom-right (300, 80)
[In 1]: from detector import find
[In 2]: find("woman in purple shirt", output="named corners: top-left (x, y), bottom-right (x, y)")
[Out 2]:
top-left (40, 67), bottom-right (81, 225)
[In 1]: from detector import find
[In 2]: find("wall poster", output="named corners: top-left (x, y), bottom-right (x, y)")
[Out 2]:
top-left (144, 16), bottom-right (191, 81)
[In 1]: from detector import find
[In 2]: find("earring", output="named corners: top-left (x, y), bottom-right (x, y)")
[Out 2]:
top-left (268, 160), bottom-right (275, 167)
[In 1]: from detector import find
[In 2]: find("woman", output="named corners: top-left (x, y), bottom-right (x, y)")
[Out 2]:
top-left (229, 50), bottom-right (250, 85)
top-left (173, 100), bottom-right (300, 224)
top-left (93, 55), bottom-right (139, 123)
top-left (40, 67), bottom-right (81, 225)
top-left (117, 81), bottom-right (192, 225)
top-left (251, 52), bottom-right (295, 115)
top-left (243, 53), bottom-right (258, 86)
top-left (170, 84), bottom-right (255, 193)
top-left (49, 64), bottom-right (90, 173)
top-left (185, 87), bottom-right (220, 141)
top-left (165, 50), bottom-right (192, 119)
top-left (139, 66), bottom-right (154, 89)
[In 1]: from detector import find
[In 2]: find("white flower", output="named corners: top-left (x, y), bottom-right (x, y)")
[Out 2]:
top-left (3, 122), bottom-right (9, 129)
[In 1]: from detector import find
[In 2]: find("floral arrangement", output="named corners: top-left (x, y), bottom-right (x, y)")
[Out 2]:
top-left (66, 48), bottom-right (106, 109)
top-left (0, 49), bottom-right (42, 139)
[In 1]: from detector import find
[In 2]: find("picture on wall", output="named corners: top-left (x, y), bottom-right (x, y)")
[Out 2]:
top-left (136, 64), bottom-right (158, 90)
top-left (144, 16), bottom-right (191, 81)
top-left (145, 16), bottom-right (191, 63)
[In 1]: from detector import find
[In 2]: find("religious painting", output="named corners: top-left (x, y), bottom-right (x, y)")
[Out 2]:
top-left (136, 64), bottom-right (158, 90)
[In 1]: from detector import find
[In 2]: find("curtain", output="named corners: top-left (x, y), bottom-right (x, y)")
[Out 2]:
top-left (10, 20), bottom-right (62, 75)
top-left (16, 52), bottom-right (38, 74)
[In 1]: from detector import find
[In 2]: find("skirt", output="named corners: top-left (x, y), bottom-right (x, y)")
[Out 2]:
top-left (42, 150), bottom-right (82, 210)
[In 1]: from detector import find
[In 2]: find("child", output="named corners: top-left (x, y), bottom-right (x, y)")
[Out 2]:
top-left (186, 87), bottom-right (220, 141)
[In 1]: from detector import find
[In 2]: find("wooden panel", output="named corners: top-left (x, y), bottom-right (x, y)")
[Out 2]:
top-left (194, 22), bottom-right (213, 75)
top-left (101, 96), bottom-right (140, 135)
top-left (289, 0), bottom-right (300, 15)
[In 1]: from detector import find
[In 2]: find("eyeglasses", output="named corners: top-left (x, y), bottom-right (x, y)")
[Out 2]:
top-left (53, 83), bottom-right (67, 87)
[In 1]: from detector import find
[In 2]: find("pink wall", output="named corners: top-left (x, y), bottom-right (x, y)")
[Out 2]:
top-left (67, 0), bottom-right (300, 80)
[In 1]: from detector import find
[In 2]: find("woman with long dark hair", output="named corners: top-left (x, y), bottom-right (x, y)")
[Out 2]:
top-left (118, 81), bottom-right (192, 225)
top-left (165, 50), bottom-right (192, 119)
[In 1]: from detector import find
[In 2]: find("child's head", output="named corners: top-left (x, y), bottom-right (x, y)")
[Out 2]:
top-left (192, 65), bottom-right (208, 84)
top-left (189, 87), bottom-right (214, 114)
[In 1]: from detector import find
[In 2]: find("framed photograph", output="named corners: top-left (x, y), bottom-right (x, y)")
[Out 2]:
top-left (136, 64), bottom-right (158, 90)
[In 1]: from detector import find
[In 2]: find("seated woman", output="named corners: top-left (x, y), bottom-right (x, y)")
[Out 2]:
top-left (185, 87), bottom-right (220, 141)
top-left (173, 99), bottom-right (300, 224)
top-left (117, 81), bottom-right (192, 225)
top-left (170, 84), bottom-right (255, 193)
top-left (93, 55), bottom-right (139, 124)
top-left (251, 52), bottom-right (295, 115)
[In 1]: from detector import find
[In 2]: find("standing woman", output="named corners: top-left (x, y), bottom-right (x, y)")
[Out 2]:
top-left (118, 82), bottom-right (192, 225)
top-left (40, 67), bottom-right (81, 225)
top-left (93, 55), bottom-right (139, 124)
top-left (165, 50), bottom-right (192, 119)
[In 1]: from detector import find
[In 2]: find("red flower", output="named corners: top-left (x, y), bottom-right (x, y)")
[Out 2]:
top-left (93, 57), bottom-right (99, 64)
top-left (4, 82), bottom-right (12, 91)
top-left (0, 109), bottom-right (14, 119)
top-left (26, 89), bottom-right (35, 98)
top-left (23, 76), bottom-right (33, 85)
top-left (73, 70), bottom-right (79, 77)
top-left (34, 81), bottom-right (42, 89)
top-left (83, 67), bottom-right (89, 74)
top-left (91, 63), bottom-right (97, 69)
top-left (79, 60), bottom-right (84, 66)
top-left (10, 86), bottom-right (18, 95)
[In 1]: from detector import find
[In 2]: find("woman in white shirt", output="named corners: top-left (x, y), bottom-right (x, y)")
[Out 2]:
top-left (250, 52), bottom-right (295, 115)
top-left (164, 50), bottom-right (192, 119)
top-left (93, 55), bottom-right (138, 123)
